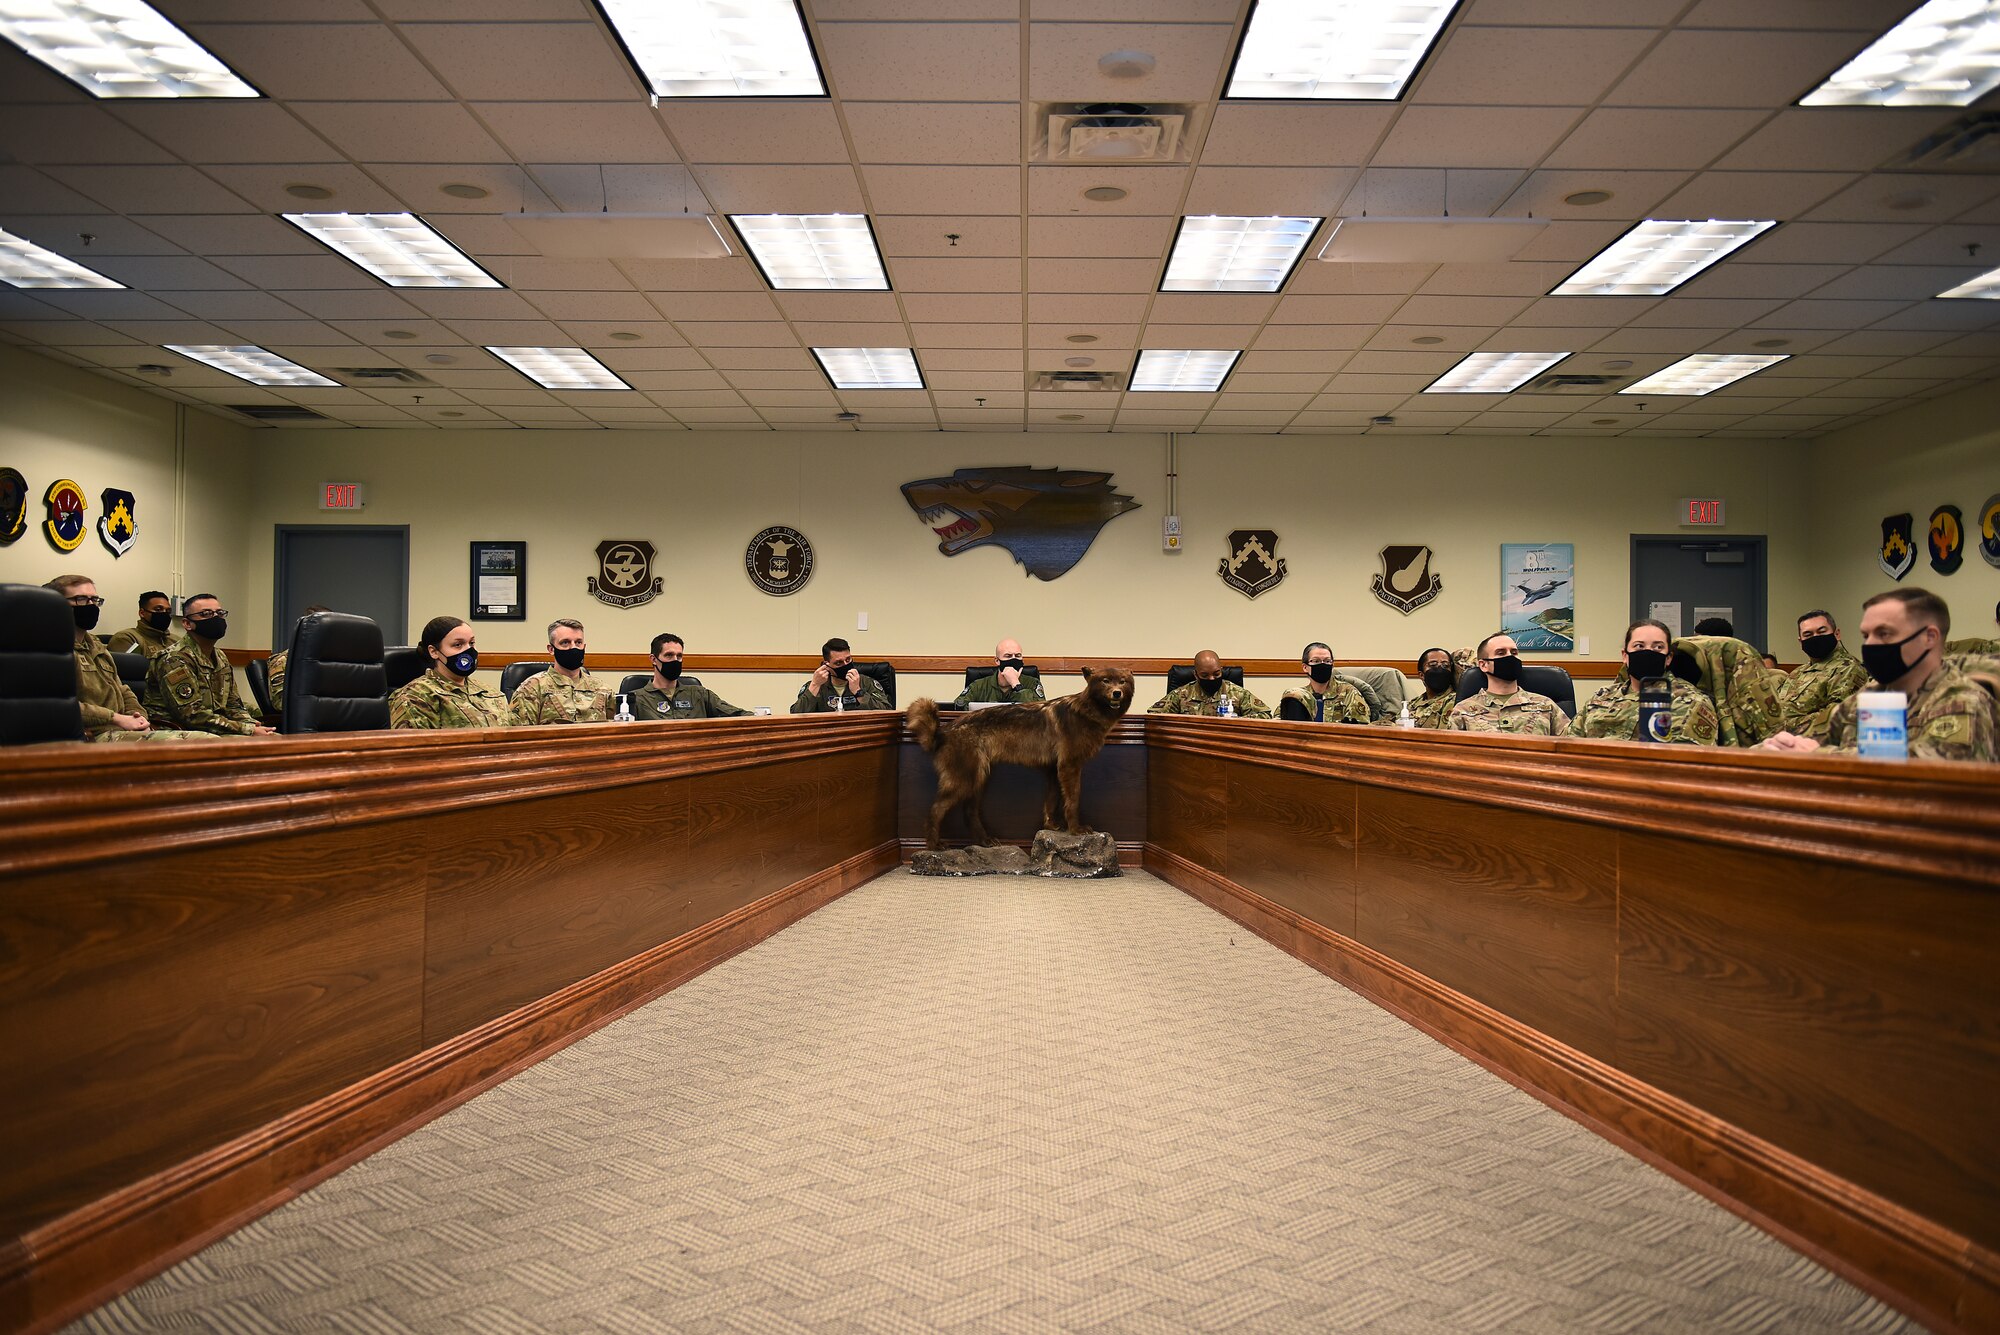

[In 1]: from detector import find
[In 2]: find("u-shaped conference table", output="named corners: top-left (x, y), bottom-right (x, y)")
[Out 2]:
top-left (1, 713), bottom-right (1994, 1333)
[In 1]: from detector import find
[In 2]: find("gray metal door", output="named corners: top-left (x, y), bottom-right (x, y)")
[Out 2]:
top-left (1629, 535), bottom-right (1768, 652)
top-left (274, 525), bottom-right (409, 651)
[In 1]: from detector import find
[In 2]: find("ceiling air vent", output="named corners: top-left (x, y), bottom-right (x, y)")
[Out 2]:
top-left (335, 367), bottom-right (435, 385)
top-left (1884, 112), bottom-right (2000, 173)
top-left (1526, 373), bottom-right (1625, 394)
top-left (226, 404), bottom-right (330, 422)
top-left (1033, 370), bottom-right (1123, 391)
top-left (1036, 103), bottom-right (1191, 163)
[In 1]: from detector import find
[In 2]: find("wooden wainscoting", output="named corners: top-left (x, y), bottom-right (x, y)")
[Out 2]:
top-left (0, 714), bottom-right (902, 1334)
top-left (1143, 716), bottom-right (2000, 1335)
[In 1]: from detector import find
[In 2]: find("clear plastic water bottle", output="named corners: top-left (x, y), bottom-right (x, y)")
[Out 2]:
top-left (1216, 693), bottom-right (1233, 718)
top-left (1856, 691), bottom-right (1908, 760)
top-left (1396, 701), bottom-right (1415, 729)
top-left (613, 693), bottom-right (634, 723)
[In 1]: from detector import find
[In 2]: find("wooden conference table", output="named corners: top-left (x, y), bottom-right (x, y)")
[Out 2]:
top-left (1, 715), bottom-right (1994, 1334)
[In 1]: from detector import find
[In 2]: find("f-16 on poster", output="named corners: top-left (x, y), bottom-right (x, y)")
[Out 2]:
top-left (1500, 543), bottom-right (1575, 652)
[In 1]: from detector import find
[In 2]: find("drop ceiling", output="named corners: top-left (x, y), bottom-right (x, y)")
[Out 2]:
top-left (3, 0), bottom-right (1999, 435)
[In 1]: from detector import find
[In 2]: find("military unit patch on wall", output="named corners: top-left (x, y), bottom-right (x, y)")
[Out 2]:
top-left (901, 466), bottom-right (1138, 581)
top-left (1219, 529), bottom-right (1286, 598)
top-left (1879, 513), bottom-right (1915, 580)
top-left (1371, 545), bottom-right (1442, 615)
top-left (43, 477), bottom-right (87, 553)
top-left (1981, 493), bottom-right (2000, 570)
top-left (745, 526), bottom-right (813, 596)
top-left (1928, 504), bottom-right (1963, 576)
top-left (99, 487), bottom-right (137, 558)
top-left (587, 539), bottom-right (663, 608)
top-left (0, 468), bottom-right (26, 546)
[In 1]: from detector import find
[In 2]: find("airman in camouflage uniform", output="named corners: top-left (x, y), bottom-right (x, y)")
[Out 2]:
top-left (143, 596), bottom-right (273, 736)
top-left (506, 618), bottom-right (611, 725)
top-left (107, 591), bottom-right (178, 660)
top-left (1278, 642), bottom-right (1369, 723)
top-left (953, 638), bottom-right (1045, 706)
top-left (1945, 599), bottom-right (1999, 658)
top-left (1670, 635), bottom-right (1779, 746)
top-left (390, 672), bottom-right (509, 729)
top-left (630, 632), bottom-right (752, 721)
top-left (266, 651), bottom-right (289, 712)
top-left (1448, 634), bottom-right (1570, 736)
top-left (1820, 666), bottom-right (1996, 762)
top-left (1575, 673), bottom-right (1719, 745)
top-left (1149, 650), bottom-right (1273, 718)
top-left (1384, 649), bottom-right (1462, 729)
top-left (1778, 611), bottom-right (1869, 742)
top-left (48, 578), bottom-right (215, 742)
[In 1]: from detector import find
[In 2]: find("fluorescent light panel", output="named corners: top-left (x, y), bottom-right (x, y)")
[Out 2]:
top-left (1553, 219), bottom-right (1776, 296)
top-left (812, 347), bottom-right (923, 390)
top-left (0, 227), bottom-right (124, 288)
top-left (595, 0), bottom-right (824, 97)
top-left (1619, 354), bottom-right (1787, 396)
top-left (1801, 0), bottom-right (2000, 106)
top-left (165, 345), bottom-right (337, 387)
top-left (0, 0), bottom-right (257, 98)
top-left (1938, 264), bottom-right (2000, 298)
top-left (730, 214), bottom-right (888, 290)
top-left (1225, 0), bottom-right (1463, 99)
top-left (1424, 351), bottom-right (1567, 394)
top-left (487, 346), bottom-right (630, 390)
top-left (1162, 216), bottom-right (1321, 293)
top-left (282, 213), bottom-right (500, 289)
top-left (1130, 349), bottom-right (1242, 392)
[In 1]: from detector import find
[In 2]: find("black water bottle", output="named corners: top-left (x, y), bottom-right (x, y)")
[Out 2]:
top-left (1635, 677), bottom-right (1672, 742)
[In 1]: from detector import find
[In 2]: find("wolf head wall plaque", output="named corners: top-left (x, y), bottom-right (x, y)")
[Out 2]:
top-left (901, 466), bottom-right (1138, 581)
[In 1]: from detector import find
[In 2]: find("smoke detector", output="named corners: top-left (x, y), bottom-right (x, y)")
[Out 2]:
top-left (1037, 102), bottom-right (1191, 163)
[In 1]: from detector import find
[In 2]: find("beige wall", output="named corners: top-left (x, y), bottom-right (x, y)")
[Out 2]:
top-left (0, 345), bottom-right (256, 634)
top-left (1804, 379), bottom-right (2000, 645)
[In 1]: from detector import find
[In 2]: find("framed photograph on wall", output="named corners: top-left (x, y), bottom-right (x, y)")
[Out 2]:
top-left (470, 540), bottom-right (526, 621)
top-left (1499, 542), bottom-right (1574, 651)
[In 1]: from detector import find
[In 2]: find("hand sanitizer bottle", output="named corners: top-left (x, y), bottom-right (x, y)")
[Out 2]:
top-left (614, 693), bottom-right (634, 723)
top-left (1396, 701), bottom-right (1415, 728)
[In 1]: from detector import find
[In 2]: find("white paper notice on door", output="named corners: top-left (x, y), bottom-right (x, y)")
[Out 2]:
top-left (1648, 601), bottom-right (1682, 636)
top-left (1694, 606), bottom-right (1733, 631)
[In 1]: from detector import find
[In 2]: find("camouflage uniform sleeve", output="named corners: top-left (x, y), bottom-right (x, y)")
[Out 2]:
top-left (505, 676), bottom-right (551, 726)
top-left (1337, 683), bottom-right (1370, 723)
top-left (1146, 686), bottom-right (1183, 714)
top-left (1235, 685), bottom-right (1273, 719)
top-left (1911, 683), bottom-right (1998, 762)
top-left (1572, 693), bottom-right (1611, 738)
top-left (153, 654), bottom-right (256, 734)
top-left (703, 686), bottom-right (754, 717)
top-left (1345, 677), bottom-right (1390, 722)
top-left (390, 681), bottom-right (436, 729)
top-left (1547, 701), bottom-right (1572, 737)
top-left (267, 653), bottom-right (287, 711)
top-left (1446, 699), bottom-right (1474, 730)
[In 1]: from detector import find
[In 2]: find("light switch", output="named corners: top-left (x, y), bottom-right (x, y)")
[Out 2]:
top-left (857, 611), bottom-right (868, 631)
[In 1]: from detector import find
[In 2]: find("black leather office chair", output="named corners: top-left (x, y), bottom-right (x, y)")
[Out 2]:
top-left (383, 646), bottom-right (430, 693)
top-left (501, 661), bottom-right (548, 699)
top-left (0, 583), bottom-right (85, 745)
top-left (1164, 664), bottom-right (1245, 691)
top-left (244, 656), bottom-right (276, 718)
top-left (963, 663), bottom-right (1041, 689)
top-left (1454, 664), bottom-right (1578, 718)
top-left (111, 650), bottom-right (150, 702)
top-left (852, 661), bottom-right (896, 707)
top-left (282, 612), bottom-right (390, 734)
top-left (618, 673), bottom-right (652, 696)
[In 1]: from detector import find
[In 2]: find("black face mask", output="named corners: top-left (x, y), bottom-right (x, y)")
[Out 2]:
top-left (657, 659), bottom-right (683, 681)
top-left (1670, 649), bottom-right (1701, 684)
top-left (72, 603), bottom-right (101, 632)
top-left (1625, 648), bottom-right (1669, 681)
top-left (552, 647), bottom-right (587, 671)
top-left (1799, 632), bottom-right (1837, 662)
top-left (145, 609), bottom-right (173, 632)
top-left (1861, 630), bottom-right (1928, 685)
top-left (998, 657), bottom-right (1024, 675)
top-left (1307, 662), bottom-right (1334, 684)
top-left (829, 661), bottom-right (854, 676)
top-left (1487, 655), bottom-right (1523, 683)
top-left (439, 647), bottom-right (477, 676)
top-left (1196, 676), bottom-right (1223, 696)
top-left (190, 616), bottom-right (227, 642)
top-left (1422, 665), bottom-right (1455, 694)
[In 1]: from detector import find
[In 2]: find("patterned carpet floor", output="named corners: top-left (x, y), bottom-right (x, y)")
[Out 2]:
top-left (73, 870), bottom-right (1913, 1334)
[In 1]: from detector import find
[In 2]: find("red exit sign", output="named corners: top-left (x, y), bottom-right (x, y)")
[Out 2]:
top-left (1680, 497), bottom-right (1725, 526)
top-left (319, 482), bottom-right (367, 510)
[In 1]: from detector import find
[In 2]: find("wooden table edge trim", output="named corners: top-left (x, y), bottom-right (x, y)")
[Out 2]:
top-left (1141, 842), bottom-right (1997, 1335)
top-left (1, 840), bottom-right (900, 1335)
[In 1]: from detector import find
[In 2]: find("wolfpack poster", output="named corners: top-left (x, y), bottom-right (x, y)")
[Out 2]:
top-left (1499, 543), bottom-right (1575, 652)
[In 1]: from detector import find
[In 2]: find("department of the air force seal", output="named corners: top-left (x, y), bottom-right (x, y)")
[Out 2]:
top-left (1219, 529), bottom-right (1286, 599)
top-left (587, 539), bottom-right (663, 608)
top-left (0, 467), bottom-right (26, 545)
top-left (43, 478), bottom-right (87, 553)
top-left (1371, 545), bottom-right (1442, 615)
top-left (99, 487), bottom-right (137, 558)
top-left (746, 526), bottom-right (813, 596)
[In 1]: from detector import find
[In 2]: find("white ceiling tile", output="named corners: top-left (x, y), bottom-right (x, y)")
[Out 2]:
top-left (904, 292), bottom-right (1020, 322)
top-left (1865, 302), bottom-right (2000, 332)
top-left (1028, 294), bottom-right (1149, 323)
top-left (1273, 294), bottom-right (1407, 323)
top-left (1414, 25), bottom-right (1653, 105)
top-left (203, 165), bottom-right (408, 213)
top-left (495, 257), bottom-right (633, 290)
top-left (213, 255), bottom-right (376, 288)
top-left (890, 258), bottom-right (1025, 291)
top-left (113, 103), bottom-right (343, 165)
top-left (274, 290), bottom-right (429, 320)
top-left (625, 257), bottom-right (766, 291)
top-left (398, 22), bottom-right (640, 101)
top-left (433, 318), bottom-right (568, 344)
top-left (649, 391), bottom-right (749, 407)
top-left (1513, 295), bottom-right (1655, 325)
top-left (1510, 220), bottom-right (1631, 262)
top-left (1415, 262), bottom-right (1577, 298)
top-left (0, 215), bottom-right (185, 256)
top-left (1543, 109), bottom-right (1771, 171)
top-left (845, 103), bottom-right (1021, 165)
top-left (1026, 258), bottom-right (1157, 291)
top-left (1806, 265), bottom-right (1986, 302)
top-left (1184, 167), bottom-right (1355, 217)
top-left (908, 323), bottom-right (1025, 348)
top-left (1375, 107), bottom-right (1580, 169)
top-left (660, 103), bottom-right (850, 164)
top-left (1289, 261), bottom-right (1438, 295)
top-left (1477, 325), bottom-right (1613, 350)
top-left (43, 166), bottom-right (253, 215)
top-left (1653, 171), bottom-right (1856, 219)
top-left (1804, 174), bottom-right (2000, 224)
top-left (0, 108), bottom-right (178, 165)
top-left (524, 290), bottom-right (660, 321)
top-left (1677, 0), bottom-right (1919, 29)
top-left (1674, 264), bottom-right (1851, 300)
top-left (85, 256), bottom-right (250, 289)
top-left (1198, 105), bottom-right (1397, 168)
top-left (1239, 350), bottom-right (1348, 372)
top-left (589, 344), bottom-right (707, 368)
top-left (1606, 30), bottom-right (1874, 108)
top-left (1026, 22), bottom-right (1233, 102)
top-left (652, 291), bottom-right (783, 321)
top-left (1718, 109), bottom-right (1951, 173)
top-left (696, 165), bottom-right (864, 212)
top-left (1026, 216), bottom-right (1175, 258)
top-left (871, 216), bottom-right (1020, 257)
top-left (1628, 298), bottom-right (1787, 327)
top-left (1148, 294), bottom-right (1274, 324)
top-left (772, 292), bottom-right (900, 322)
top-left (175, 292), bottom-right (317, 322)
top-left (1135, 323), bottom-right (1259, 345)
top-left (921, 349), bottom-right (1023, 370)
top-left (1752, 299), bottom-right (1914, 328)
top-left (471, 103), bottom-right (678, 163)
top-left (864, 165), bottom-right (1020, 215)
top-left (1340, 350), bottom-right (1459, 375)
top-left (816, 23), bottom-right (1020, 100)
top-left (1371, 294), bottom-right (1529, 325)
top-left (393, 290), bottom-right (548, 320)
top-left (675, 322), bottom-right (802, 346)
top-left (1027, 166), bottom-right (1189, 216)
top-left (30, 290), bottom-right (200, 321)
top-left (211, 320), bottom-right (366, 345)
top-left (286, 103), bottom-right (511, 162)
top-left (722, 370), bottom-right (826, 390)
top-left (189, 24), bottom-right (453, 100)
top-left (1500, 171), bottom-right (1688, 221)
top-left (1252, 325), bottom-right (1378, 350)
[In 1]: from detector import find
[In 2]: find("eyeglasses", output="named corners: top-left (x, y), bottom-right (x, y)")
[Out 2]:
top-left (187, 608), bottom-right (229, 620)
top-left (65, 595), bottom-right (106, 607)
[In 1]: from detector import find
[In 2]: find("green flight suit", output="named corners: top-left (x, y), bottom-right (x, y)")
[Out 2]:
top-left (629, 676), bottom-right (752, 721)
top-left (952, 669), bottom-right (1044, 707)
top-left (790, 672), bottom-right (893, 713)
